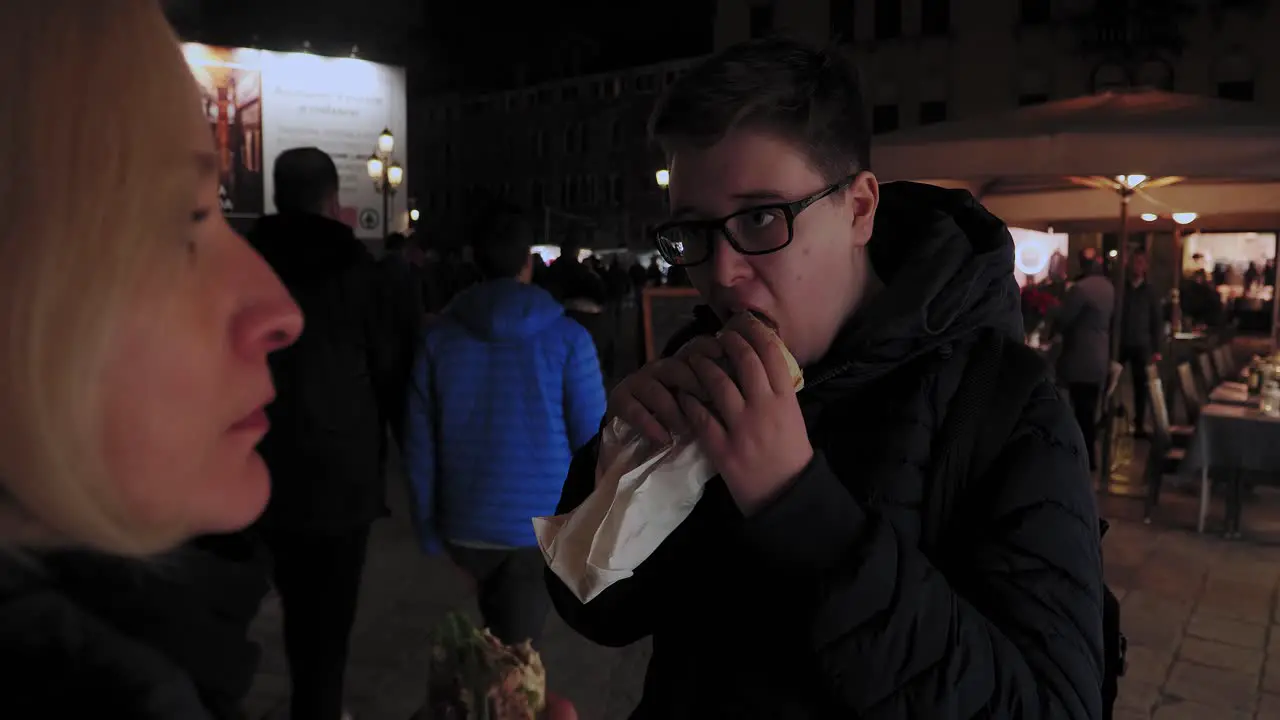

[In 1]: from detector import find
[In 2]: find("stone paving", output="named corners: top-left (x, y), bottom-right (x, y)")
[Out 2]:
top-left (242, 468), bottom-right (1280, 720)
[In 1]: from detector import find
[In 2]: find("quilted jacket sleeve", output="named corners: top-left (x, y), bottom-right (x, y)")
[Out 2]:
top-left (743, 378), bottom-right (1105, 718)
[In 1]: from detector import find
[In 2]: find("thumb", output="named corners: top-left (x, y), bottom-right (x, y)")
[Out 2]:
top-left (545, 693), bottom-right (578, 720)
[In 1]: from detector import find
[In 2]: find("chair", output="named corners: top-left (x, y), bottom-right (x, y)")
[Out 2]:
top-left (1212, 345), bottom-right (1234, 381)
top-left (1198, 352), bottom-right (1219, 394)
top-left (1144, 377), bottom-right (1188, 523)
top-left (1177, 362), bottom-right (1204, 426)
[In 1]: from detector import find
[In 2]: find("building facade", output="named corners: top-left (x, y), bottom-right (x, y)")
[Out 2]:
top-left (412, 57), bottom-right (704, 250)
top-left (715, 0), bottom-right (1277, 134)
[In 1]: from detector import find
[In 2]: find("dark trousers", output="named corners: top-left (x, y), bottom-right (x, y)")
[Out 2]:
top-left (447, 544), bottom-right (550, 647)
top-left (265, 525), bottom-right (371, 720)
top-left (1068, 382), bottom-right (1103, 471)
top-left (1120, 346), bottom-right (1152, 433)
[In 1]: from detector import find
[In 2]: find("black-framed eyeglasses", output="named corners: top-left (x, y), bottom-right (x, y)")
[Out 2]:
top-left (652, 175), bottom-right (855, 267)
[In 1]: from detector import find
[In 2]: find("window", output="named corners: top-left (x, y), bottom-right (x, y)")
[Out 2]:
top-left (635, 74), bottom-right (657, 93)
top-left (531, 181), bottom-right (544, 208)
top-left (1215, 53), bottom-right (1255, 102)
top-left (874, 0), bottom-right (901, 39)
top-left (872, 104), bottom-right (899, 134)
top-left (1091, 62), bottom-right (1128, 93)
top-left (829, 0), bottom-right (855, 41)
top-left (562, 177), bottom-right (572, 206)
top-left (921, 0), bottom-right (949, 36)
top-left (750, 3), bottom-right (775, 38)
top-left (611, 119), bottom-right (623, 147)
top-left (564, 127), bottom-right (575, 153)
top-left (1019, 0), bottom-right (1050, 25)
top-left (1219, 80), bottom-right (1254, 101)
top-left (611, 175), bottom-right (624, 205)
top-left (1018, 93), bottom-right (1049, 106)
top-left (581, 123), bottom-right (591, 153)
top-left (562, 85), bottom-right (579, 101)
top-left (918, 101), bottom-right (947, 125)
top-left (1135, 59), bottom-right (1174, 91)
top-left (534, 130), bottom-right (545, 158)
top-left (537, 89), bottom-right (553, 104)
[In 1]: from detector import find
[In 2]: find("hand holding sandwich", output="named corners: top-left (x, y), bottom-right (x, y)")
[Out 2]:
top-left (678, 313), bottom-right (812, 517)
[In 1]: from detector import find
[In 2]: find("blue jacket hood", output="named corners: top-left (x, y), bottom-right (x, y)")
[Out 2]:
top-left (445, 278), bottom-right (567, 341)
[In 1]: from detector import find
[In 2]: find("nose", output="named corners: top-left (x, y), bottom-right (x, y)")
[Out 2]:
top-left (233, 242), bottom-right (303, 359)
top-left (708, 231), bottom-right (753, 288)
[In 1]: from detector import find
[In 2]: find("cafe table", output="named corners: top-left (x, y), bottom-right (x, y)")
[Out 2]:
top-left (1181, 399), bottom-right (1280, 537)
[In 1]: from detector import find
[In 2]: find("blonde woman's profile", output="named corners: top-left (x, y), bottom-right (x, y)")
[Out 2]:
top-left (0, 1), bottom-right (303, 716)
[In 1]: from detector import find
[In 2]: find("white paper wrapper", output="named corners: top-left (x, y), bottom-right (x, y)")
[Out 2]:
top-left (534, 318), bottom-right (804, 604)
top-left (532, 417), bottom-right (716, 603)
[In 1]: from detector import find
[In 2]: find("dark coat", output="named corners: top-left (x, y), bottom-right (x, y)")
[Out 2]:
top-left (1, 536), bottom-right (271, 719)
top-left (248, 213), bottom-right (392, 531)
top-left (546, 182), bottom-right (1105, 718)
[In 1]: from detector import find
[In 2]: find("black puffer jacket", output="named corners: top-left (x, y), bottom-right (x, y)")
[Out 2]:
top-left (249, 213), bottom-right (391, 531)
top-left (546, 182), bottom-right (1105, 718)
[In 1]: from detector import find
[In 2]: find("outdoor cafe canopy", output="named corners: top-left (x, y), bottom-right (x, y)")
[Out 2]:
top-left (873, 89), bottom-right (1280, 227)
top-left (875, 88), bottom-right (1280, 182)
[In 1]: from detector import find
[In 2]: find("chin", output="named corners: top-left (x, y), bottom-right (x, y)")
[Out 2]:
top-left (200, 453), bottom-right (272, 534)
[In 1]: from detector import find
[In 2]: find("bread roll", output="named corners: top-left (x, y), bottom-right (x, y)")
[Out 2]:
top-left (713, 313), bottom-right (805, 392)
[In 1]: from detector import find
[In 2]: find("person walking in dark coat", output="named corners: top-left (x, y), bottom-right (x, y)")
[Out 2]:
top-left (1054, 252), bottom-right (1116, 470)
top-left (1118, 250), bottom-right (1162, 436)
top-left (546, 38), bottom-right (1104, 718)
top-left (248, 147), bottom-right (393, 720)
top-left (376, 231), bottom-right (425, 447)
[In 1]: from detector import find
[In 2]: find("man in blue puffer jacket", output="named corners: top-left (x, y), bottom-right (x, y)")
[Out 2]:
top-left (403, 207), bottom-right (605, 646)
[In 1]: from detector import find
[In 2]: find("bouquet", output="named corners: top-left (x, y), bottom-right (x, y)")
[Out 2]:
top-left (421, 613), bottom-right (547, 720)
top-left (1021, 284), bottom-right (1062, 335)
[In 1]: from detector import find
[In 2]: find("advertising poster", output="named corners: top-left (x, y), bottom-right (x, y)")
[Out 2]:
top-left (182, 44), bottom-right (408, 239)
top-left (1010, 227), bottom-right (1069, 288)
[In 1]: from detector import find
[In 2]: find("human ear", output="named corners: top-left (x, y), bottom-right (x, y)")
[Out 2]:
top-left (846, 171), bottom-right (879, 248)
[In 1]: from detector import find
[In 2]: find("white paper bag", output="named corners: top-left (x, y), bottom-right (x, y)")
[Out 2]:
top-left (532, 417), bottom-right (716, 603)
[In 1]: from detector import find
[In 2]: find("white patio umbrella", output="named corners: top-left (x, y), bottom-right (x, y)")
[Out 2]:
top-left (875, 88), bottom-right (1280, 182)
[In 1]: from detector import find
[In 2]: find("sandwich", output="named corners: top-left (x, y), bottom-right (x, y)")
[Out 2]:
top-left (424, 613), bottom-right (547, 720)
top-left (713, 311), bottom-right (804, 392)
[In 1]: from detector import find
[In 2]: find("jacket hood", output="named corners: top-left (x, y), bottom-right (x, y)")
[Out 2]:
top-left (247, 213), bottom-right (371, 287)
top-left (446, 278), bottom-right (567, 341)
top-left (678, 181), bottom-right (1023, 385)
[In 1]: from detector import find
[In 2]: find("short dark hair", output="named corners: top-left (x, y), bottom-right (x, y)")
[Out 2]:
top-left (384, 232), bottom-right (407, 253)
top-left (273, 147), bottom-right (339, 214)
top-left (649, 38), bottom-right (871, 181)
top-left (471, 204), bottom-right (533, 279)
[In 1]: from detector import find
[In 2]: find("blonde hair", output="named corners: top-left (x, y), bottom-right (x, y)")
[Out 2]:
top-left (0, 0), bottom-right (205, 554)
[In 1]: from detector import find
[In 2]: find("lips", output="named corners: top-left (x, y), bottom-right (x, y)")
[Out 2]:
top-left (229, 407), bottom-right (270, 434)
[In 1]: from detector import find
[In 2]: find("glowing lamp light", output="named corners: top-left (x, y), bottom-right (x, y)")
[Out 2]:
top-left (377, 128), bottom-right (395, 156)
top-left (1172, 212), bottom-right (1198, 225)
top-left (1117, 174), bottom-right (1148, 189)
top-left (655, 169), bottom-right (670, 188)
top-left (366, 154), bottom-right (384, 181)
top-left (386, 163), bottom-right (404, 189)
top-left (1108, 249), bottom-right (1119, 258)
top-left (1141, 213), bottom-right (1158, 222)
top-left (409, 208), bottom-right (420, 222)
top-left (1014, 237), bottom-right (1051, 276)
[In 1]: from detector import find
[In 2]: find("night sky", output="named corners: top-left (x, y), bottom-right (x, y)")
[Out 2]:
top-left (166, 0), bottom-right (715, 92)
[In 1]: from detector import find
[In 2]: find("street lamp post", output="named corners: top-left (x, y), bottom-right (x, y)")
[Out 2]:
top-left (366, 127), bottom-right (403, 240)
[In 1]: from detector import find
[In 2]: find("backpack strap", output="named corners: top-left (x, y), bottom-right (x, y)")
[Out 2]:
top-left (922, 330), bottom-right (1048, 556)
